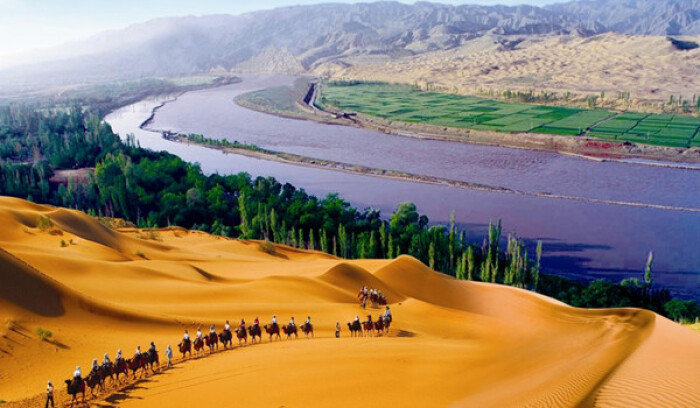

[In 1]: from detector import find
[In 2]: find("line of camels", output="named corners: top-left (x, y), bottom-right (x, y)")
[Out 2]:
top-left (63, 314), bottom-right (392, 406)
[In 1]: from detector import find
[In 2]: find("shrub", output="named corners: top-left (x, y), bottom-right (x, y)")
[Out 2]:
top-left (60, 240), bottom-right (67, 247)
top-left (36, 327), bottom-right (53, 341)
top-left (258, 241), bottom-right (277, 255)
top-left (37, 215), bottom-right (53, 231)
top-left (136, 250), bottom-right (147, 259)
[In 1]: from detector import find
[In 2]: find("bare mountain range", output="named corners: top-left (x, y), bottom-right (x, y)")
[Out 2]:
top-left (1, 0), bottom-right (699, 92)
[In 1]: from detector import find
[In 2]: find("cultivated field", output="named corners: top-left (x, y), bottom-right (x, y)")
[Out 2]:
top-left (320, 82), bottom-right (700, 148)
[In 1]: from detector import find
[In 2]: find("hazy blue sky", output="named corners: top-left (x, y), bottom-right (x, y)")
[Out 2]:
top-left (0, 0), bottom-right (570, 57)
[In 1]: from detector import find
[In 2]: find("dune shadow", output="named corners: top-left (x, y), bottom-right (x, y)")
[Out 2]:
top-left (46, 338), bottom-right (70, 349)
top-left (0, 249), bottom-right (65, 317)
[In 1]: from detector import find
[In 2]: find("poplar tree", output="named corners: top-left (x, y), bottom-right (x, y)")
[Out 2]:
top-left (428, 241), bottom-right (436, 270)
top-left (467, 246), bottom-right (475, 281)
top-left (309, 229), bottom-right (316, 251)
top-left (320, 229), bottom-right (328, 254)
top-left (238, 193), bottom-right (249, 238)
top-left (379, 222), bottom-right (387, 258)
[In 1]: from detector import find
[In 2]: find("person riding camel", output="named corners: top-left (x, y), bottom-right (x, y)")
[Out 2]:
top-left (289, 317), bottom-right (296, 327)
top-left (224, 320), bottom-right (231, 331)
top-left (103, 353), bottom-right (111, 367)
top-left (183, 330), bottom-right (190, 344)
top-left (73, 366), bottom-right (82, 382)
top-left (209, 324), bottom-right (216, 335)
top-left (367, 314), bottom-right (373, 324)
top-left (253, 317), bottom-right (260, 326)
top-left (306, 316), bottom-right (311, 326)
top-left (239, 318), bottom-right (246, 330)
top-left (272, 315), bottom-right (278, 328)
top-left (116, 349), bottom-right (123, 364)
top-left (384, 306), bottom-right (392, 321)
top-left (134, 345), bottom-right (142, 360)
top-left (354, 314), bottom-right (360, 323)
top-left (196, 326), bottom-right (203, 340)
top-left (149, 342), bottom-right (156, 354)
top-left (91, 358), bottom-right (99, 374)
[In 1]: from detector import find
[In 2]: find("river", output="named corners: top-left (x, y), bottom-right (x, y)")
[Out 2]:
top-left (105, 75), bottom-right (700, 300)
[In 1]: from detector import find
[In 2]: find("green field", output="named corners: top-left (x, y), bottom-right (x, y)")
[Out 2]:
top-left (319, 82), bottom-right (700, 148)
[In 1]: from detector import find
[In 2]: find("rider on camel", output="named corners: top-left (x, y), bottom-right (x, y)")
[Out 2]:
top-left (103, 353), bottom-right (111, 367)
top-left (196, 326), bottom-right (203, 340)
top-left (253, 316), bottom-right (260, 326)
top-left (209, 324), bottom-right (216, 335)
top-left (149, 341), bottom-right (156, 355)
top-left (183, 330), bottom-right (190, 345)
top-left (224, 320), bottom-right (231, 331)
top-left (134, 345), bottom-right (142, 360)
top-left (239, 318), bottom-right (246, 330)
top-left (73, 366), bottom-right (82, 382)
top-left (306, 316), bottom-right (311, 326)
top-left (384, 305), bottom-right (392, 321)
top-left (91, 358), bottom-right (99, 374)
top-left (354, 314), bottom-right (360, 323)
top-left (116, 349), bottom-right (123, 364)
top-left (366, 314), bottom-right (373, 324)
top-left (271, 315), bottom-right (278, 328)
top-left (289, 317), bottom-right (296, 327)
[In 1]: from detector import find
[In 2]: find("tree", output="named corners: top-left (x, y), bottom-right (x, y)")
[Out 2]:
top-left (448, 211), bottom-right (456, 273)
top-left (428, 241), bottom-right (436, 270)
top-left (663, 299), bottom-right (699, 323)
top-left (456, 250), bottom-right (466, 280)
top-left (644, 250), bottom-right (654, 291)
top-left (238, 193), bottom-right (250, 238)
top-left (308, 229), bottom-right (316, 250)
top-left (467, 246), bottom-right (475, 281)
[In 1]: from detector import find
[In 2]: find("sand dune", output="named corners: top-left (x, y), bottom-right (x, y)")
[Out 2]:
top-left (0, 197), bottom-right (698, 407)
top-left (317, 33), bottom-right (700, 106)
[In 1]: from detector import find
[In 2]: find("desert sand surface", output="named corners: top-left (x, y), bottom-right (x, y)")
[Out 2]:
top-left (0, 196), bottom-right (698, 407)
top-left (316, 33), bottom-right (700, 106)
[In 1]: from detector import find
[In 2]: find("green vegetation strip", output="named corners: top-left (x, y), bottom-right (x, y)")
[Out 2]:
top-left (320, 82), bottom-right (700, 149)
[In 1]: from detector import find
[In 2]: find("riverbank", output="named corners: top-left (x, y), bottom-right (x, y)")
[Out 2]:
top-left (105, 83), bottom-right (700, 300)
top-left (158, 132), bottom-right (700, 213)
top-left (236, 79), bottom-right (700, 166)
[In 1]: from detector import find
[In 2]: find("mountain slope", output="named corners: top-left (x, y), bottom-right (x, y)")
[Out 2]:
top-left (549, 0), bottom-right (700, 35)
top-left (1, 0), bottom-right (698, 93)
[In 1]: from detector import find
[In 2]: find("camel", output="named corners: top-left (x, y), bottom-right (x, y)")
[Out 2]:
top-left (64, 378), bottom-right (85, 406)
top-left (300, 322), bottom-right (314, 338)
top-left (205, 332), bottom-right (219, 352)
top-left (282, 324), bottom-right (298, 339)
top-left (264, 323), bottom-right (281, 342)
top-left (248, 324), bottom-right (262, 344)
top-left (179, 339), bottom-right (192, 360)
top-left (220, 329), bottom-right (233, 348)
top-left (347, 321), bottom-right (362, 337)
top-left (235, 326), bottom-right (248, 345)
top-left (193, 337), bottom-right (205, 358)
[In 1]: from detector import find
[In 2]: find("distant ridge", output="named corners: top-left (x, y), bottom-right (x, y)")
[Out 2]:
top-left (0, 0), bottom-right (698, 90)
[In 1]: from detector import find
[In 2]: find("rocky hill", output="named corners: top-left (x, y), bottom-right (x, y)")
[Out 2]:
top-left (1, 0), bottom-right (698, 92)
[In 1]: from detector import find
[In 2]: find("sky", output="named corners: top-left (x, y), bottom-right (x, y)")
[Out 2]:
top-left (0, 0), bottom-right (570, 57)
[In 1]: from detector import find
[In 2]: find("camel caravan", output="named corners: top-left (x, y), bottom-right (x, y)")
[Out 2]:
top-left (63, 307), bottom-right (393, 406)
top-left (357, 286), bottom-right (387, 308)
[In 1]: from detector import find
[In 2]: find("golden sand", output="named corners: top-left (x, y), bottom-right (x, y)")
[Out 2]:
top-left (0, 197), bottom-right (698, 407)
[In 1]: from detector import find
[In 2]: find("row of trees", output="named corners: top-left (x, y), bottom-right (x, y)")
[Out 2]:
top-left (0, 105), bottom-right (698, 322)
